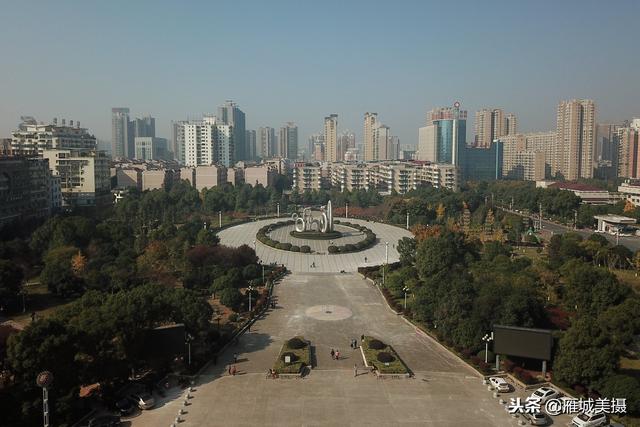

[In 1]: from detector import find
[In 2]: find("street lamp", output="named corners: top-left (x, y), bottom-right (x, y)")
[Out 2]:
top-left (345, 202), bottom-right (349, 219)
top-left (383, 242), bottom-right (389, 285)
top-left (248, 285), bottom-right (254, 313)
top-left (406, 212), bottom-right (410, 230)
top-left (185, 333), bottom-right (194, 365)
top-left (253, 239), bottom-right (257, 253)
top-left (218, 211), bottom-right (222, 228)
top-left (36, 371), bottom-right (53, 427)
top-left (482, 332), bottom-right (494, 364)
top-left (261, 263), bottom-right (265, 285)
top-left (402, 286), bottom-right (409, 310)
top-left (277, 203), bottom-right (280, 217)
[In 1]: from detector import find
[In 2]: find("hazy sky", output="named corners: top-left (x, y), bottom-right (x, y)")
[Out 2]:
top-left (1, 0), bottom-right (639, 148)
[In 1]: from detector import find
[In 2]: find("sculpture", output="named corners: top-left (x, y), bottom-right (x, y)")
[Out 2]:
top-left (292, 200), bottom-right (333, 233)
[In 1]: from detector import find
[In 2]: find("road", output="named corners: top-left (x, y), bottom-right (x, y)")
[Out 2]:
top-left (500, 208), bottom-right (640, 251)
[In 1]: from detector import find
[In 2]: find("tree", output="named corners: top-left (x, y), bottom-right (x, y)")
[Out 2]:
top-left (0, 260), bottom-right (23, 309)
top-left (40, 246), bottom-right (83, 296)
top-left (219, 287), bottom-right (242, 309)
top-left (598, 375), bottom-right (640, 415)
top-left (397, 237), bottom-right (416, 266)
top-left (553, 317), bottom-right (620, 386)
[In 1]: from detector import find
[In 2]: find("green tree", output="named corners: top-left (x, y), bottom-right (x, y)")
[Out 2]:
top-left (40, 246), bottom-right (83, 296)
top-left (0, 260), bottom-right (23, 310)
top-left (219, 287), bottom-right (242, 309)
top-left (397, 237), bottom-right (416, 266)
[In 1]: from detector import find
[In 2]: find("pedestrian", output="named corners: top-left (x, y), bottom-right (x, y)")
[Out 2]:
top-left (231, 365), bottom-right (237, 376)
top-left (354, 364), bottom-right (358, 377)
top-left (361, 334), bottom-right (365, 344)
top-left (349, 340), bottom-right (353, 349)
top-left (330, 348), bottom-right (335, 360)
top-left (233, 353), bottom-right (238, 363)
top-left (228, 365), bottom-right (231, 376)
top-left (335, 350), bottom-right (340, 360)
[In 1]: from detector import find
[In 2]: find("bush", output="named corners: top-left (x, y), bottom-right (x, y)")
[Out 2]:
top-left (344, 244), bottom-right (355, 252)
top-left (228, 313), bottom-right (238, 322)
top-left (300, 245), bottom-right (311, 253)
top-left (287, 337), bottom-right (307, 349)
top-left (328, 245), bottom-right (338, 254)
top-left (275, 243), bottom-right (285, 250)
top-left (368, 339), bottom-right (385, 350)
top-left (377, 352), bottom-right (395, 363)
top-left (290, 245), bottom-right (300, 252)
top-left (599, 375), bottom-right (640, 414)
top-left (477, 349), bottom-right (495, 363)
top-left (281, 352), bottom-right (299, 363)
top-left (280, 243), bottom-right (292, 251)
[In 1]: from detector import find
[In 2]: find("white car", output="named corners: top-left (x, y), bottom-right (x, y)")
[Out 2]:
top-left (489, 377), bottom-right (511, 392)
top-left (529, 386), bottom-right (559, 403)
top-left (571, 411), bottom-right (608, 427)
top-left (129, 392), bottom-right (155, 410)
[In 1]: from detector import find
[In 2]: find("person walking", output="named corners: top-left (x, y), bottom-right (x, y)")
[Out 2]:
top-left (354, 364), bottom-right (358, 377)
top-left (231, 365), bottom-right (237, 376)
top-left (335, 350), bottom-right (340, 360)
top-left (349, 340), bottom-right (353, 349)
top-left (330, 348), bottom-right (335, 360)
top-left (233, 353), bottom-right (238, 363)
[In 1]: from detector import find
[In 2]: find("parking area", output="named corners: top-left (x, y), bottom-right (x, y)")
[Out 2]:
top-left (126, 273), bottom-right (545, 426)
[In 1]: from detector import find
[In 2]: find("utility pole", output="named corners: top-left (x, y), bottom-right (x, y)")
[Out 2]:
top-left (345, 202), bottom-right (348, 219)
top-left (406, 212), bottom-right (410, 230)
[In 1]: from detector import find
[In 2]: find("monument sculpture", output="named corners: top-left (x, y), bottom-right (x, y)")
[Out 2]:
top-left (292, 200), bottom-right (333, 233)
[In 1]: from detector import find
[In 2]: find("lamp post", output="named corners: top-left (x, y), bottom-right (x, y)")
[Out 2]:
top-left (277, 203), bottom-right (280, 218)
top-left (406, 212), bottom-right (409, 230)
top-left (185, 333), bottom-right (194, 365)
top-left (218, 211), bottom-right (222, 228)
top-left (262, 263), bottom-right (265, 285)
top-left (482, 332), bottom-right (494, 364)
top-left (383, 242), bottom-right (389, 285)
top-left (248, 285), bottom-right (254, 313)
top-left (253, 239), bottom-right (256, 253)
top-left (36, 371), bottom-right (53, 427)
top-left (345, 202), bottom-right (349, 219)
top-left (402, 286), bottom-right (409, 310)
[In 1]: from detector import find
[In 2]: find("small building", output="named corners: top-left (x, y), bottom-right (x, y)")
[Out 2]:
top-left (594, 214), bottom-right (636, 234)
top-left (539, 181), bottom-right (616, 205)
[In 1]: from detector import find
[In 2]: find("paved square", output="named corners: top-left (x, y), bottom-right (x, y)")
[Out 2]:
top-left (128, 273), bottom-right (520, 426)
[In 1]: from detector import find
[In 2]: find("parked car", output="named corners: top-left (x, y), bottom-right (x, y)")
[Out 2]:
top-left (115, 397), bottom-right (135, 416)
top-left (571, 411), bottom-right (608, 427)
top-left (489, 377), bottom-right (511, 392)
top-left (87, 415), bottom-right (121, 427)
top-left (129, 392), bottom-right (155, 410)
top-left (529, 386), bottom-right (559, 403)
top-left (523, 412), bottom-right (549, 426)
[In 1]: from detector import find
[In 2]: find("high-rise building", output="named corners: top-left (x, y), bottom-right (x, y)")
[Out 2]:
top-left (180, 115), bottom-right (234, 167)
top-left (324, 114), bottom-right (338, 162)
top-left (373, 124), bottom-right (391, 160)
top-left (425, 102), bottom-right (467, 165)
top-left (0, 157), bottom-right (53, 228)
top-left (278, 122), bottom-right (298, 159)
top-left (307, 134), bottom-right (324, 161)
top-left (257, 127), bottom-right (276, 158)
top-left (11, 117), bottom-right (97, 156)
top-left (363, 112), bottom-right (377, 161)
top-left (245, 130), bottom-right (257, 160)
top-left (218, 100), bottom-right (246, 161)
top-left (617, 127), bottom-right (640, 179)
top-left (474, 109), bottom-right (516, 148)
top-left (112, 108), bottom-right (134, 158)
top-left (556, 99), bottom-right (596, 180)
top-left (172, 120), bottom-right (188, 163)
top-left (134, 137), bottom-right (167, 161)
top-left (134, 116), bottom-right (155, 138)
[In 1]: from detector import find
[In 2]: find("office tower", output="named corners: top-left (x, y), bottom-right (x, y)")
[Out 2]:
top-left (338, 131), bottom-right (355, 162)
top-left (257, 127), bottom-right (276, 158)
top-left (505, 114), bottom-right (517, 136)
top-left (417, 125), bottom-right (437, 161)
top-left (556, 99), bottom-right (596, 180)
top-left (474, 109), bottom-right (515, 148)
top-left (308, 134), bottom-right (324, 161)
top-left (363, 112), bottom-right (378, 161)
top-left (215, 124), bottom-right (234, 167)
top-left (425, 102), bottom-right (467, 165)
top-left (112, 108), bottom-right (134, 158)
top-left (373, 124), bottom-right (391, 160)
top-left (134, 116), bottom-right (155, 138)
top-left (617, 127), bottom-right (640, 179)
top-left (218, 100), bottom-right (246, 161)
top-left (245, 130), bottom-right (257, 160)
top-left (278, 122), bottom-right (298, 159)
top-left (324, 114), bottom-right (338, 162)
top-left (388, 136), bottom-right (400, 160)
top-left (134, 137), bottom-right (167, 161)
top-left (172, 120), bottom-right (188, 163)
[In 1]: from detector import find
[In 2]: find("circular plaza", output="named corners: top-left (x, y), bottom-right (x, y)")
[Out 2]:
top-left (218, 217), bottom-right (413, 273)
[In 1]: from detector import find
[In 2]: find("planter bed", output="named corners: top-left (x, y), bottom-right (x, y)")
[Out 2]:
top-left (273, 336), bottom-right (311, 375)
top-left (360, 336), bottom-right (409, 375)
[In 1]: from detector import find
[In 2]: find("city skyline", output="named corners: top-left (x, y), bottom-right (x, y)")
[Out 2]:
top-left (1, 1), bottom-right (640, 147)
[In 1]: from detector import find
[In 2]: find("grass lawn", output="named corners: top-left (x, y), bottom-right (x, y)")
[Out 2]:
top-left (273, 336), bottom-right (311, 374)
top-left (361, 336), bottom-right (408, 375)
top-left (612, 269), bottom-right (640, 294)
top-left (8, 283), bottom-right (74, 327)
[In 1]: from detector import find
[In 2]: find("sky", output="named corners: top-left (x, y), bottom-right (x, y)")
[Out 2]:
top-left (1, 0), bottom-right (639, 149)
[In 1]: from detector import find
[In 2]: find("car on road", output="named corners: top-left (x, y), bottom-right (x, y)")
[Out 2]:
top-left (523, 412), bottom-right (549, 425)
top-left (115, 397), bottom-right (135, 416)
top-left (129, 392), bottom-right (155, 410)
top-left (86, 415), bottom-right (121, 427)
top-left (489, 376), bottom-right (511, 392)
top-left (571, 411), bottom-right (608, 426)
top-left (529, 386), bottom-right (560, 403)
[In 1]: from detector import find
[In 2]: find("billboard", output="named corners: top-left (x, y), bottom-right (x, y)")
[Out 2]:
top-left (493, 325), bottom-right (552, 360)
